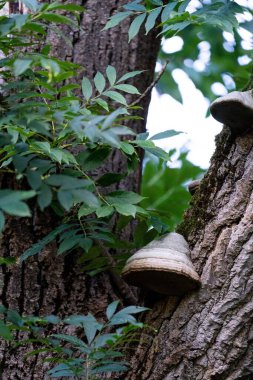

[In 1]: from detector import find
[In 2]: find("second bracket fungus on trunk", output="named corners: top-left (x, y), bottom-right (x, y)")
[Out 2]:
top-left (122, 233), bottom-right (200, 296)
top-left (210, 90), bottom-right (253, 131)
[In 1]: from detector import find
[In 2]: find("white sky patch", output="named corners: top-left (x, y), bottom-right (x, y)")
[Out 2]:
top-left (238, 55), bottom-right (252, 65)
top-left (147, 70), bottom-right (222, 169)
top-left (162, 37), bottom-right (184, 54)
top-left (211, 82), bottom-right (228, 96)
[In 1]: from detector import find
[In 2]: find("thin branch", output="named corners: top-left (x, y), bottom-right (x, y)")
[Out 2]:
top-left (94, 239), bottom-right (138, 305)
top-left (129, 60), bottom-right (169, 107)
top-left (242, 66), bottom-right (253, 91)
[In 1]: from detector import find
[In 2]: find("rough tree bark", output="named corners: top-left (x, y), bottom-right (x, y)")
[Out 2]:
top-left (0, 2), bottom-right (160, 378)
top-left (125, 125), bottom-right (253, 380)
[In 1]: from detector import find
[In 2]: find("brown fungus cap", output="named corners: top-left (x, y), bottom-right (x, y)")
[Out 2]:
top-left (210, 90), bottom-right (253, 131)
top-left (122, 233), bottom-right (200, 296)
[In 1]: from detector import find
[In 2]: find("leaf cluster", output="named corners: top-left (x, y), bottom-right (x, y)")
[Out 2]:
top-left (0, 1), bottom-right (183, 275)
top-left (0, 301), bottom-right (149, 378)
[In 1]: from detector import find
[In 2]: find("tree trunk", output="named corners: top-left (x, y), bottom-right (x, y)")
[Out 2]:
top-left (126, 125), bottom-right (253, 380)
top-left (0, 2), bottom-right (160, 379)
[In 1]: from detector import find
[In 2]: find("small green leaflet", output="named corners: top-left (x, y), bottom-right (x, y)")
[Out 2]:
top-left (106, 65), bottom-right (117, 86)
top-left (120, 141), bottom-right (135, 155)
top-left (150, 129), bottom-right (182, 140)
top-left (118, 70), bottom-right (144, 82)
top-left (96, 206), bottom-right (114, 218)
top-left (103, 11), bottom-right (132, 30)
top-left (113, 84), bottom-right (140, 94)
top-left (13, 59), bottom-right (33, 76)
top-left (19, 224), bottom-right (70, 262)
top-left (128, 13), bottom-right (146, 42)
top-left (106, 300), bottom-right (120, 320)
top-left (0, 190), bottom-right (35, 220)
top-left (103, 91), bottom-right (127, 106)
top-left (123, 0), bottom-right (146, 12)
top-left (161, 2), bottom-right (177, 23)
top-left (106, 190), bottom-right (144, 206)
top-left (82, 77), bottom-right (93, 101)
top-left (178, 0), bottom-right (191, 14)
top-left (133, 140), bottom-right (171, 161)
top-left (94, 71), bottom-right (106, 94)
top-left (145, 7), bottom-right (162, 34)
top-left (115, 204), bottom-right (137, 217)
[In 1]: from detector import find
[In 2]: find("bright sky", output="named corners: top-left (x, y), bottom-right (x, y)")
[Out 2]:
top-left (147, 0), bottom-right (253, 170)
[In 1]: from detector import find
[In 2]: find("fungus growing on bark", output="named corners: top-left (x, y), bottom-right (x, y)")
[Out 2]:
top-left (122, 232), bottom-right (200, 296)
top-left (188, 179), bottom-right (201, 195)
top-left (210, 90), bottom-right (253, 130)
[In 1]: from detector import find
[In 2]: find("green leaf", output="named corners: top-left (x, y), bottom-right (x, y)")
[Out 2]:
top-left (0, 190), bottom-right (35, 217)
top-left (241, 20), bottom-right (253, 33)
top-left (77, 147), bottom-right (111, 171)
top-left (30, 141), bottom-right (51, 154)
top-left (113, 84), bottom-right (140, 94)
top-left (78, 206), bottom-right (96, 218)
top-left (38, 13), bottom-right (76, 26)
top-left (94, 98), bottom-right (109, 111)
top-left (57, 236), bottom-right (81, 254)
top-left (150, 129), bottom-right (182, 140)
top-left (97, 173), bottom-right (124, 186)
top-left (145, 7), bottom-right (162, 34)
top-left (47, 3), bottom-right (84, 12)
top-left (161, 20), bottom-right (192, 35)
top-left (73, 189), bottom-right (100, 208)
top-left (118, 70), bottom-right (143, 82)
top-left (38, 184), bottom-right (52, 210)
top-left (103, 11), bottom-right (132, 30)
top-left (128, 13), bottom-right (146, 42)
top-left (161, 2), bottom-right (177, 23)
top-left (58, 83), bottom-right (80, 93)
top-left (45, 175), bottom-right (90, 190)
top-left (106, 191), bottom-right (144, 206)
top-left (27, 170), bottom-right (42, 190)
top-left (123, 1), bottom-right (146, 12)
top-left (94, 71), bottom-right (106, 94)
top-left (40, 58), bottom-right (60, 76)
top-left (106, 300), bottom-right (120, 320)
top-left (13, 59), bottom-right (33, 76)
top-left (96, 206), bottom-right (114, 218)
top-left (178, 0), bottom-right (191, 14)
top-left (106, 65), bottom-right (117, 86)
top-left (82, 77), bottom-right (93, 100)
top-left (57, 190), bottom-right (73, 211)
top-left (115, 204), bottom-right (137, 217)
top-left (103, 91), bottom-right (127, 106)
top-left (134, 140), bottom-right (171, 161)
top-left (120, 141), bottom-right (135, 155)
top-left (51, 333), bottom-right (88, 349)
top-left (64, 314), bottom-right (102, 345)
top-left (92, 363), bottom-right (128, 374)
top-left (20, 224), bottom-right (70, 262)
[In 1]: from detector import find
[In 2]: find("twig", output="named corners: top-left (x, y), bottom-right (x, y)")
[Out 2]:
top-left (94, 239), bottom-right (138, 305)
top-left (130, 60), bottom-right (169, 107)
top-left (243, 66), bottom-right (253, 91)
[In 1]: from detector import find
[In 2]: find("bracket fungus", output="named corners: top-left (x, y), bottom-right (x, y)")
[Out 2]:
top-left (210, 90), bottom-right (253, 131)
top-left (122, 232), bottom-right (200, 296)
top-left (188, 179), bottom-right (201, 195)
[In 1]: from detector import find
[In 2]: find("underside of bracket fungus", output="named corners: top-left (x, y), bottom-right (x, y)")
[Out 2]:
top-left (122, 232), bottom-right (200, 296)
top-left (210, 90), bottom-right (253, 130)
